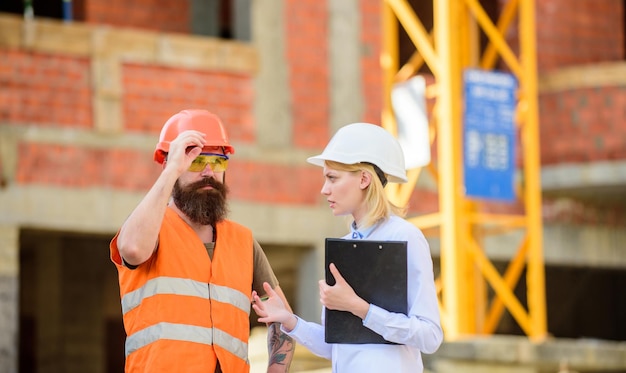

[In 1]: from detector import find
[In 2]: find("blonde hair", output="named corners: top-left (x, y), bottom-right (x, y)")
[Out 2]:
top-left (325, 160), bottom-right (406, 229)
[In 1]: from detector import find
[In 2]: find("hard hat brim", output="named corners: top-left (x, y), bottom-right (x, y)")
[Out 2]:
top-left (307, 154), bottom-right (408, 184)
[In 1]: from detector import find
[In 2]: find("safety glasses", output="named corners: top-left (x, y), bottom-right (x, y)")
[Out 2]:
top-left (188, 153), bottom-right (229, 172)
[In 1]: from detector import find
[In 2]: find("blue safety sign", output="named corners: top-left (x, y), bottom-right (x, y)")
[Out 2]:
top-left (463, 69), bottom-right (517, 201)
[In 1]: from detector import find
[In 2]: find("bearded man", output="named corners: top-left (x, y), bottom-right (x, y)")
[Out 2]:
top-left (110, 109), bottom-right (295, 373)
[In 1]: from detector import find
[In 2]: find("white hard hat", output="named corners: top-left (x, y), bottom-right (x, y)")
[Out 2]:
top-left (307, 123), bottom-right (408, 183)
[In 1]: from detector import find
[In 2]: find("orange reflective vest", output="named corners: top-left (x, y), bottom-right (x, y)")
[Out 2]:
top-left (110, 207), bottom-right (254, 373)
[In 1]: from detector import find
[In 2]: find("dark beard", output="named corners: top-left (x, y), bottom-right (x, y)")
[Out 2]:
top-left (172, 177), bottom-right (229, 226)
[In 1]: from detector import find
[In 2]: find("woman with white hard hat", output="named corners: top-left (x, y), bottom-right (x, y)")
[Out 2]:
top-left (252, 123), bottom-right (443, 373)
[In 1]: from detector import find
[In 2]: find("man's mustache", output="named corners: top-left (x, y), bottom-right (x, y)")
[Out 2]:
top-left (189, 177), bottom-right (223, 191)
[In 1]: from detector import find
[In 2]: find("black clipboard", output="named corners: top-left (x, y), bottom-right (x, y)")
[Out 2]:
top-left (324, 238), bottom-right (407, 344)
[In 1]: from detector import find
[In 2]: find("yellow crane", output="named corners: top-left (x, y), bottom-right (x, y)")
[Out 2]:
top-left (381, 0), bottom-right (547, 340)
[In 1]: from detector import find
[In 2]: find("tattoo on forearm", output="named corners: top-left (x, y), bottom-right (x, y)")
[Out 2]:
top-left (268, 322), bottom-right (295, 370)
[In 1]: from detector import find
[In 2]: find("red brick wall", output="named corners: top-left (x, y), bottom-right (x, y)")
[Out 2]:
top-left (539, 86), bottom-right (626, 164)
top-left (13, 140), bottom-right (321, 204)
top-left (535, 0), bottom-right (624, 71)
top-left (6, 53), bottom-right (321, 205)
top-left (228, 161), bottom-right (322, 204)
top-left (360, 0), bottom-right (383, 124)
top-left (82, 0), bottom-right (189, 34)
top-left (15, 143), bottom-right (157, 191)
top-left (0, 50), bottom-right (92, 127)
top-left (120, 61), bottom-right (322, 204)
top-left (122, 63), bottom-right (255, 143)
top-left (1, 49), bottom-right (321, 206)
top-left (285, 0), bottom-right (330, 149)
top-left (4, 1), bottom-right (624, 212)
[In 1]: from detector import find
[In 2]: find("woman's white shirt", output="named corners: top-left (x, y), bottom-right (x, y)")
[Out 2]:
top-left (282, 215), bottom-right (443, 373)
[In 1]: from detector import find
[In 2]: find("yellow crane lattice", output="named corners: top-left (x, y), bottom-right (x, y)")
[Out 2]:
top-left (381, 0), bottom-right (547, 340)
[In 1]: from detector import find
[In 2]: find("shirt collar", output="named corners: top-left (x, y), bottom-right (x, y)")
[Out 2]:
top-left (350, 221), bottom-right (379, 239)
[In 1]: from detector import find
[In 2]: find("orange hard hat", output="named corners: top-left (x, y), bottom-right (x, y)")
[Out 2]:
top-left (153, 109), bottom-right (235, 164)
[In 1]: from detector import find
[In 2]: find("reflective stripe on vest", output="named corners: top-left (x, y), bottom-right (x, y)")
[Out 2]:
top-left (121, 277), bottom-right (251, 359)
top-left (125, 322), bottom-right (249, 362)
top-left (121, 277), bottom-right (250, 316)
top-left (209, 283), bottom-right (250, 315)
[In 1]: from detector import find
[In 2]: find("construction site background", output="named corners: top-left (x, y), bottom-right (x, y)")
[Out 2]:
top-left (0, 0), bottom-right (625, 372)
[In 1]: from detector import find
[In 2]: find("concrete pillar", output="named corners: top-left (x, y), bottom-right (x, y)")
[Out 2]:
top-left (0, 225), bottom-right (19, 373)
top-left (328, 0), bottom-right (364, 130)
top-left (252, 0), bottom-right (292, 148)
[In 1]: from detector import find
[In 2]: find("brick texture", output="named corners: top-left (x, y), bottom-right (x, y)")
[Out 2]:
top-left (0, 50), bottom-right (92, 127)
top-left (535, 0), bottom-right (624, 71)
top-left (82, 0), bottom-right (190, 34)
top-left (285, 0), bottom-right (330, 149)
top-left (2, 1), bottom-right (624, 215)
top-left (122, 63), bottom-right (255, 143)
top-left (14, 141), bottom-right (322, 205)
top-left (539, 86), bottom-right (626, 164)
top-left (15, 142), bottom-right (159, 191)
top-left (360, 0), bottom-right (384, 125)
top-left (228, 161), bottom-right (322, 205)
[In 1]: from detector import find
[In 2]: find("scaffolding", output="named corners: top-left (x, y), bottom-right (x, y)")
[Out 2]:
top-left (381, 0), bottom-right (547, 340)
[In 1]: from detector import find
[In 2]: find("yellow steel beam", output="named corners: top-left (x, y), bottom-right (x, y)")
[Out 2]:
top-left (434, 278), bottom-right (451, 333)
top-left (433, 0), bottom-right (474, 338)
top-left (480, 0), bottom-right (519, 69)
top-left (395, 51), bottom-right (425, 83)
top-left (381, 2), bottom-right (423, 209)
top-left (519, 0), bottom-right (547, 340)
top-left (463, 0), bottom-right (522, 77)
top-left (466, 237), bottom-right (533, 336)
top-left (386, 0), bottom-right (441, 77)
top-left (386, 168), bottom-right (422, 207)
top-left (381, 0), bottom-right (399, 138)
top-left (483, 236), bottom-right (529, 334)
top-left (467, 213), bottom-right (527, 228)
top-left (407, 212), bottom-right (441, 230)
top-left (394, 31), bottom-right (433, 83)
